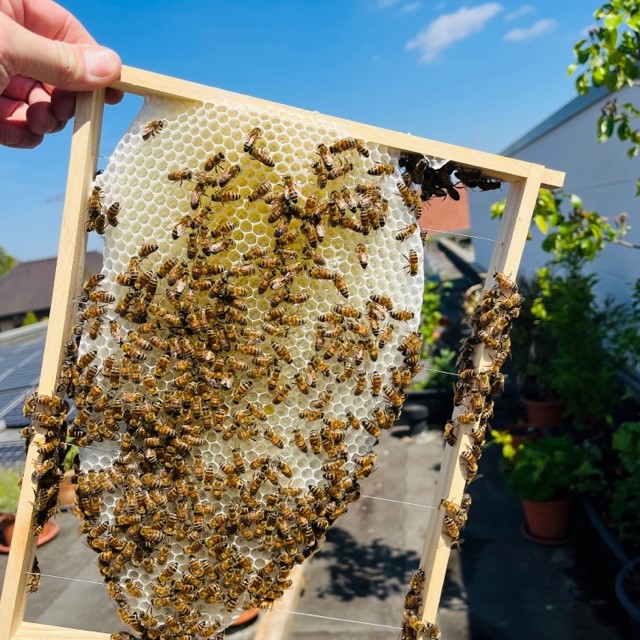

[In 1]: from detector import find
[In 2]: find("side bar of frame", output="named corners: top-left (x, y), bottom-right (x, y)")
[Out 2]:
top-left (415, 165), bottom-right (545, 638)
top-left (0, 90), bottom-right (105, 640)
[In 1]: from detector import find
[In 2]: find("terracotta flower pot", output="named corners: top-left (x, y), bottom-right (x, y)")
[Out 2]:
top-left (505, 424), bottom-right (542, 449)
top-left (58, 470), bottom-right (77, 511)
top-left (522, 398), bottom-right (565, 429)
top-left (229, 607), bottom-right (260, 628)
top-left (522, 497), bottom-right (572, 543)
top-left (0, 514), bottom-right (61, 553)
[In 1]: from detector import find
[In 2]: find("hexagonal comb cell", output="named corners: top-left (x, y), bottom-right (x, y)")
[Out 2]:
top-left (65, 95), bottom-right (425, 637)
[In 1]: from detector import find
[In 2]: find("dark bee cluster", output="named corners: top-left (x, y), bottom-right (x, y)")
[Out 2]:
top-left (399, 153), bottom-right (502, 203)
top-left (21, 391), bottom-right (72, 546)
top-left (398, 274), bottom-right (521, 639)
top-left (400, 568), bottom-right (441, 640)
top-left (56, 121), bottom-right (425, 639)
top-left (440, 272), bottom-right (522, 548)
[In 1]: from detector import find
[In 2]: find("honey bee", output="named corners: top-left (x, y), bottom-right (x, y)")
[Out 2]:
top-left (86, 184), bottom-right (102, 217)
top-left (390, 309), bottom-right (415, 321)
top-left (271, 383), bottom-right (292, 406)
top-left (217, 163), bottom-right (242, 188)
top-left (333, 274), bottom-right (349, 298)
top-left (353, 243), bottom-right (369, 269)
top-left (168, 168), bottom-right (193, 183)
top-left (263, 427), bottom-right (284, 449)
top-left (442, 514), bottom-right (461, 541)
top-left (369, 294), bottom-right (394, 311)
top-left (442, 420), bottom-right (458, 446)
top-left (204, 151), bottom-right (226, 172)
top-left (403, 249), bottom-right (419, 277)
top-left (100, 202), bottom-right (119, 229)
top-left (289, 428), bottom-right (309, 453)
top-left (248, 145), bottom-right (275, 167)
top-left (272, 341), bottom-right (293, 364)
top-left (141, 119), bottom-right (167, 141)
top-left (367, 162), bottom-right (394, 176)
top-left (493, 271), bottom-right (516, 292)
top-left (394, 222), bottom-right (417, 242)
top-left (327, 162), bottom-right (353, 181)
top-left (329, 137), bottom-right (369, 157)
top-left (312, 144), bottom-right (334, 174)
top-left (210, 188), bottom-right (241, 203)
top-left (243, 126), bottom-right (263, 152)
top-left (311, 159), bottom-right (328, 189)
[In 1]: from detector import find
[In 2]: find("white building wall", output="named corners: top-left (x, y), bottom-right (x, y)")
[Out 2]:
top-left (470, 85), bottom-right (639, 301)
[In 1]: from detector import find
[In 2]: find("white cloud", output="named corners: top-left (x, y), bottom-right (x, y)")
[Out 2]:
top-left (406, 3), bottom-right (503, 63)
top-left (504, 18), bottom-right (558, 42)
top-left (401, 2), bottom-right (422, 14)
top-left (504, 5), bottom-right (534, 21)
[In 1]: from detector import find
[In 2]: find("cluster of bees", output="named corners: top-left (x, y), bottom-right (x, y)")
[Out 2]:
top-left (21, 393), bottom-right (71, 538)
top-left (398, 153), bottom-right (502, 203)
top-left (399, 273), bottom-right (521, 639)
top-left (37, 117), bottom-right (427, 640)
top-left (400, 569), bottom-right (441, 639)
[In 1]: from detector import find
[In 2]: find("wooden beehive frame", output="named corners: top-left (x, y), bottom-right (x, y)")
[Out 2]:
top-left (0, 65), bottom-right (564, 640)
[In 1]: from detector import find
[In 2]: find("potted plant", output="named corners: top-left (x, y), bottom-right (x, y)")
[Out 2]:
top-left (0, 468), bottom-right (22, 551)
top-left (494, 191), bottom-right (640, 432)
top-left (607, 421), bottom-right (640, 555)
top-left (58, 443), bottom-right (79, 511)
top-left (508, 274), bottom-right (565, 428)
top-left (493, 431), bottom-right (603, 542)
top-left (0, 467), bottom-right (60, 552)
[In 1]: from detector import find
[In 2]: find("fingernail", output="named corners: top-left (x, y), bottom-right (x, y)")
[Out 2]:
top-left (84, 48), bottom-right (120, 81)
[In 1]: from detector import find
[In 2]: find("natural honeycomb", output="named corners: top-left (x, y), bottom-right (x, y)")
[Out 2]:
top-left (63, 95), bottom-right (426, 638)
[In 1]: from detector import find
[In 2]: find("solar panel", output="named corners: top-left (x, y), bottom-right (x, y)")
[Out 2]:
top-left (0, 331), bottom-right (46, 427)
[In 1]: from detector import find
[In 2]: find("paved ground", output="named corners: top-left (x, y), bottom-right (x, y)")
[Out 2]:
top-left (0, 408), bottom-right (632, 639)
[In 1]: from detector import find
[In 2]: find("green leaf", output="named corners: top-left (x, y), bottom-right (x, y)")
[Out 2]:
top-left (605, 12), bottom-right (623, 30)
top-left (534, 214), bottom-right (549, 235)
top-left (576, 74), bottom-right (591, 94)
top-left (569, 194), bottom-right (583, 209)
top-left (626, 13), bottom-right (640, 31)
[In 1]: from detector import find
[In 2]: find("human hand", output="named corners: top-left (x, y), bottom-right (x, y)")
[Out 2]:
top-left (0, 0), bottom-right (122, 149)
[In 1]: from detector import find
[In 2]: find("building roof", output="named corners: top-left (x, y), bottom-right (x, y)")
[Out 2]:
top-left (419, 186), bottom-right (470, 235)
top-left (0, 322), bottom-right (47, 431)
top-left (0, 251), bottom-right (102, 318)
top-left (501, 86), bottom-right (609, 156)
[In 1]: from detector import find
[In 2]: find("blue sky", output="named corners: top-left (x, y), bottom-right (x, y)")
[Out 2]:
top-left (1, 1), bottom-right (596, 261)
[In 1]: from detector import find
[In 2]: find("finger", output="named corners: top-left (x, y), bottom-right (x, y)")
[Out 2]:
top-left (105, 88), bottom-right (124, 105)
top-left (50, 88), bottom-right (75, 121)
top-left (21, 0), bottom-right (96, 45)
top-left (2, 75), bottom-right (42, 102)
top-left (26, 101), bottom-right (60, 135)
top-left (0, 98), bottom-right (43, 147)
top-left (0, 14), bottom-right (121, 91)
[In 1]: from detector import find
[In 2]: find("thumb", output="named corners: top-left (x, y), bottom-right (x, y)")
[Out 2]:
top-left (0, 14), bottom-right (120, 91)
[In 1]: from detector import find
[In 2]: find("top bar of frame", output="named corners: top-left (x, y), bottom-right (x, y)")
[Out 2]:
top-left (112, 66), bottom-right (565, 190)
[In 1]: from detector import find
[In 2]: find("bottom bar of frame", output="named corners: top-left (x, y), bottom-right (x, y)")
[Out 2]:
top-left (14, 564), bottom-right (306, 640)
top-left (15, 622), bottom-right (109, 639)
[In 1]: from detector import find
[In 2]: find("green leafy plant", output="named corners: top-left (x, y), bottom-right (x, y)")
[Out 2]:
top-left (0, 468), bottom-right (21, 514)
top-left (63, 443), bottom-right (79, 473)
top-left (415, 347), bottom-right (456, 390)
top-left (493, 188), bottom-right (640, 427)
top-left (570, 0), bottom-right (640, 169)
top-left (418, 278), bottom-right (448, 352)
top-left (609, 421), bottom-right (640, 547)
top-left (493, 431), bottom-right (603, 502)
